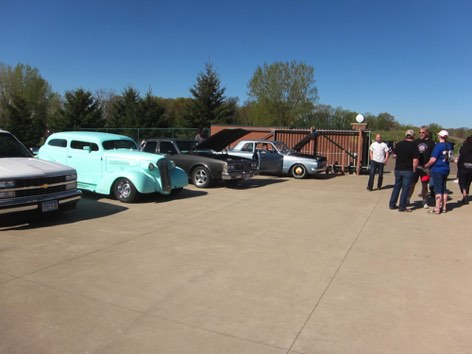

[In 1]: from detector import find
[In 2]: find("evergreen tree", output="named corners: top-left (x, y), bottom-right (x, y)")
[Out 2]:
top-left (50, 89), bottom-right (104, 131)
top-left (5, 94), bottom-right (38, 146)
top-left (108, 86), bottom-right (141, 128)
top-left (185, 62), bottom-right (236, 129)
top-left (140, 91), bottom-right (166, 128)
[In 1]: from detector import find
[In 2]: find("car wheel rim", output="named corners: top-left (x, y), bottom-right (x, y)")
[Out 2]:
top-left (195, 170), bottom-right (208, 186)
top-left (117, 181), bottom-right (131, 199)
top-left (293, 166), bottom-right (305, 178)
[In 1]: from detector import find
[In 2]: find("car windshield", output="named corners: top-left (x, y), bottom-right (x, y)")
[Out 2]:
top-left (175, 140), bottom-right (197, 153)
top-left (102, 139), bottom-right (137, 150)
top-left (0, 133), bottom-right (33, 158)
top-left (273, 142), bottom-right (291, 154)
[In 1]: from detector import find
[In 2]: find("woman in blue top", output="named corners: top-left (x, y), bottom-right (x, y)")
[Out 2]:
top-left (424, 130), bottom-right (453, 214)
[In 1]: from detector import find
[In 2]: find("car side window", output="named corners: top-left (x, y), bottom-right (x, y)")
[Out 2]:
top-left (241, 143), bottom-right (254, 152)
top-left (142, 141), bottom-right (157, 153)
top-left (48, 139), bottom-right (67, 148)
top-left (71, 140), bottom-right (99, 151)
top-left (160, 141), bottom-right (177, 154)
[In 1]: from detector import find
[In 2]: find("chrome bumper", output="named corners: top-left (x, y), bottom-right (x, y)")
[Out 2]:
top-left (0, 190), bottom-right (82, 215)
top-left (221, 170), bottom-right (259, 180)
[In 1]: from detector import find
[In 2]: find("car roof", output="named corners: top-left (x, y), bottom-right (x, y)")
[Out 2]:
top-left (144, 138), bottom-right (193, 142)
top-left (238, 140), bottom-right (284, 144)
top-left (48, 131), bottom-right (135, 142)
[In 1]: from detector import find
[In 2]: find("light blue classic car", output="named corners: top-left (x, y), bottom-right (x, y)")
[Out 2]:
top-left (37, 131), bottom-right (188, 202)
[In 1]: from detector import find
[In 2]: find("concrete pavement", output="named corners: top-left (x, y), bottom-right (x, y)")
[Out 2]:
top-left (1, 167), bottom-right (471, 353)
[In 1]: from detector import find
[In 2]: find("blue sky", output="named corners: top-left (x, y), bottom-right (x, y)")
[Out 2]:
top-left (2, 0), bottom-right (471, 128)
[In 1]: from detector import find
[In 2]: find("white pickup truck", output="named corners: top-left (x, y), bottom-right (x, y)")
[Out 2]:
top-left (0, 130), bottom-right (81, 215)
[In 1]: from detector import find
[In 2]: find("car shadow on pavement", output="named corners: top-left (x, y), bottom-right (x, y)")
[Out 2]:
top-left (310, 173), bottom-right (337, 180)
top-left (139, 188), bottom-right (208, 203)
top-left (0, 196), bottom-right (128, 231)
top-left (225, 177), bottom-right (288, 190)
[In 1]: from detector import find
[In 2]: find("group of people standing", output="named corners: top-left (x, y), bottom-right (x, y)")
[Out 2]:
top-left (367, 126), bottom-right (472, 214)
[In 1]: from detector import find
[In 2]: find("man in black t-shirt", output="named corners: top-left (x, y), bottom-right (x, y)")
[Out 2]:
top-left (408, 126), bottom-right (436, 208)
top-left (389, 130), bottom-right (420, 212)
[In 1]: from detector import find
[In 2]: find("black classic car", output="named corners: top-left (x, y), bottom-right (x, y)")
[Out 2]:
top-left (139, 129), bottom-right (259, 188)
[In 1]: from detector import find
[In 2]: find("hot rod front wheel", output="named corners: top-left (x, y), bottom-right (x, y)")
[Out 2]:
top-left (113, 178), bottom-right (138, 203)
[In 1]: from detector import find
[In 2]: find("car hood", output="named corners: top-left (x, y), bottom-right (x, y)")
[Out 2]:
top-left (195, 128), bottom-right (251, 152)
top-left (0, 158), bottom-right (76, 178)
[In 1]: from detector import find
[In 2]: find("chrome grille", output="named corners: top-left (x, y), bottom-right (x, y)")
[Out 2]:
top-left (9, 176), bottom-right (68, 197)
top-left (157, 159), bottom-right (171, 193)
top-left (230, 161), bottom-right (254, 171)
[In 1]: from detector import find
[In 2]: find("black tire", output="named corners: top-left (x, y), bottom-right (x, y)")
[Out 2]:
top-left (113, 178), bottom-right (138, 203)
top-left (290, 164), bottom-right (307, 179)
top-left (191, 166), bottom-right (212, 188)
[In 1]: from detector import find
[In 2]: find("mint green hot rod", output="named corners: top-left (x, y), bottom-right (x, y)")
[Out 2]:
top-left (37, 131), bottom-right (188, 202)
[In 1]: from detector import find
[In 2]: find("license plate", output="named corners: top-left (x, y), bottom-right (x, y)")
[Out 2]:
top-left (41, 200), bottom-right (58, 212)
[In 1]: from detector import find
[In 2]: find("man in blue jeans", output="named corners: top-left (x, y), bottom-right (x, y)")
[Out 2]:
top-left (366, 134), bottom-right (390, 191)
top-left (389, 130), bottom-right (420, 212)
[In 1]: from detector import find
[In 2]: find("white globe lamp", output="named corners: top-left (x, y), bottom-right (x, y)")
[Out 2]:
top-left (355, 114), bottom-right (364, 123)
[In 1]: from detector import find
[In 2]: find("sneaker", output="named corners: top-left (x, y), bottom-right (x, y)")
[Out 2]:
top-left (398, 208), bottom-right (413, 212)
top-left (453, 178), bottom-right (459, 183)
top-left (423, 203), bottom-right (429, 209)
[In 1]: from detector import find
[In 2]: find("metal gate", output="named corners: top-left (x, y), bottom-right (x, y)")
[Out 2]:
top-left (211, 125), bottom-right (371, 174)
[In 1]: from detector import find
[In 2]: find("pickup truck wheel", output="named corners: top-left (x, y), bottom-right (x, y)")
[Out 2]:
top-left (113, 178), bottom-right (138, 203)
top-left (191, 166), bottom-right (212, 188)
top-left (290, 164), bottom-right (307, 179)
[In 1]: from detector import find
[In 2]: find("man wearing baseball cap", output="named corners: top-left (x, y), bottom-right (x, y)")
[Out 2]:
top-left (424, 130), bottom-right (453, 214)
top-left (389, 130), bottom-right (420, 212)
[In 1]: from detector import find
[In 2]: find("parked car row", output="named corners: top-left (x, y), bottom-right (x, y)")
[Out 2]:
top-left (1, 129), bottom-right (328, 216)
top-left (138, 128), bottom-right (258, 188)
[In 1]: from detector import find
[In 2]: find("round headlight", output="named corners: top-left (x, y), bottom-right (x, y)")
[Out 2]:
top-left (148, 163), bottom-right (155, 171)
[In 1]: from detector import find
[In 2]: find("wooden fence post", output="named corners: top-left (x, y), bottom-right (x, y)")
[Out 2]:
top-left (351, 123), bottom-right (367, 175)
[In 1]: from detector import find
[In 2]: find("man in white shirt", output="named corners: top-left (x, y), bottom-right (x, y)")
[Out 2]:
top-left (366, 134), bottom-right (390, 191)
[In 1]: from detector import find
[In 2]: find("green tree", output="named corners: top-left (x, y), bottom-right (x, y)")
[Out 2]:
top-left (428, 123), bottom-right (443, 135)
top-left (376, 112), bottom-right (399, 131)
top-left (247, 61), bottom-right (319, 127)
top-left (107, 86), bottom-right (142, 128)
top-left (184, 62), bottom-right (236, 129)
top-left (140, 91), bottom-right (166, 128)
top-left (158, 97), bottom-right (187, 127)
top-left (0, 63), bottom-right (53, 144)
top-left (5, 94), bottom-right (37, 146)
top-left (50, 89), bottom-right (104, 131)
